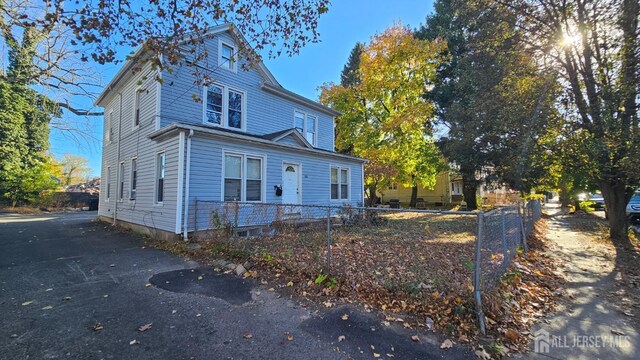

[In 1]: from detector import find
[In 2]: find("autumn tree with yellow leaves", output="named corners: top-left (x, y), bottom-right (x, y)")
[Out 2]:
top-left (320, 24), bottom-right (446, 206)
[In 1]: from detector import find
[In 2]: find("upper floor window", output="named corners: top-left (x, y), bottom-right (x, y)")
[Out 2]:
top-left (219, 41), bottom-right (236, 72)
top-left (331, 166), bottom-right (349, 200)
top-left (204, 84), bottom-right (245, 130)
top-left (107, 111), bottom-right (113, 143)
top-left (134, 88), bottom-right (141, 128)
top-left (294, 110), bottom-right (317, 146)
top-left (388, 183), bottom-right (398, 190)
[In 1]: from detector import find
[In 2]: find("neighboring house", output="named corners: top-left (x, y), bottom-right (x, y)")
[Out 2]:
top-left (378, 172), bottom-right (456, 206)
top-left (378, 171), bottom-right (513, 207)
top-left (96, 24), bottom-right (366, 240)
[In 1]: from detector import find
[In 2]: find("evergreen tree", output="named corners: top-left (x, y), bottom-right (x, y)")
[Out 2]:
top-left (340, 42), bottom-right (364, 87)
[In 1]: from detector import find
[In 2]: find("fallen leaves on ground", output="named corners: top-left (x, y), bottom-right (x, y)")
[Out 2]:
top-left (440, 339), bottom-right (454, 349)
top-left (93, 323), bottom-right (103, 332)
top-left (138, 323), bottom-right (152, 332)
top-left (243, 333), bottom-right (253, 339)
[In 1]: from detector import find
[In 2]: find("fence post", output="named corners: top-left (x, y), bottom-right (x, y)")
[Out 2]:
top-left (326, 206), bottom-right (332, 272)
top-left (518, 201), bottom-right (528, 252)
top-left (501, 207), bottom-right (507, 267)
top-left (473, 212), bottom-right (487, 335)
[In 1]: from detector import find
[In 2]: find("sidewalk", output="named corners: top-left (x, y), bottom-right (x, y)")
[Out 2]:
top-left (521, 203), bottom-right (639, 359)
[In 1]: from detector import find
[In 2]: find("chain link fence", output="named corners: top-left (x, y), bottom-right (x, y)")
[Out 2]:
top-left (193, 198), bottom-right (542, 335)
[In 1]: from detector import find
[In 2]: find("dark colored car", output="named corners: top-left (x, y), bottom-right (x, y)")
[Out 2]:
top-left (588, 193), bottom-right (606, 210)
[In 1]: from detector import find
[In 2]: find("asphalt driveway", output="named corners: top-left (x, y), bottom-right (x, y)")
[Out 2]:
top-left (0, 211), bottom-right (472, 359)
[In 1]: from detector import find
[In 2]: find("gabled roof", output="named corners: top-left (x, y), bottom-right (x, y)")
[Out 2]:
top-left (262, 128), bottom-right (314, 149)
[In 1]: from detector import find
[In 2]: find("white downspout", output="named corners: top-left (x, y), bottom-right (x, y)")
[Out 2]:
top-left (182, 129), bottom-right (194, 241)
top-left (113, 92), bottom-right (123, 225)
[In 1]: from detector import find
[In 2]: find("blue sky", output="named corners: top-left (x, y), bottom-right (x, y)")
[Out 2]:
top-left (48, 0), bottom-right (435, 177)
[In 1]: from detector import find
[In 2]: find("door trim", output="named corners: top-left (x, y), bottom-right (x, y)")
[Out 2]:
top-left (282, 161), bottom-right (302, 205)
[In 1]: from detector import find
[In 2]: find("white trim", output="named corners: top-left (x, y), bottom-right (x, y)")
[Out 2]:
top-left (183, 130), bottom-right (194, 239)
top-left (149, 124), bottom-right (367, 163)
top-left (129, 157), bottom-right (137, 202)
top-left (361, 162), bottom-right (365, 205)
top-left (117, 161), bottom-right (125, 202)
top-left (293, 109), bottom-right (318, 146)
top-left (202, 83), bottom-right (247, 132)
top-left (154, 150), bottom-right (166, 206)
top-left (270, 129), bottom-right (314, 149)
top-left (105, 166), bottom-right (111, 202)
top-left (107, 111), bottom-right (114, 144)
top-left (175, 132), bottom-right (186, 234)
top-left (281, 161), bottom-right (302, 204)
top-left (155, 55), bottom-right (162, 131)
top-left (330, 165), bottom-right (350, 202)
top-left (133, 86), bottom-right (142, 131)
top-left (221, 149), bottom-right (266, 203)
top-left (218, 38), bottom-right (237, 73)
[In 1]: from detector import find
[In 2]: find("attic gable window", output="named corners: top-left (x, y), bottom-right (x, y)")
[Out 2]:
top-left (219, 40), bottom-right (236, 72)
top-left (203, 84), bottom-right (245, 131)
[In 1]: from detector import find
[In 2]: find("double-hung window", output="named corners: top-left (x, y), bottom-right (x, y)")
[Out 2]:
top-left (106, 166), bottom-right (111, 201)
top-left (204, 84), bottom-right (245, 130)
top-left (118, 162), bottom-right (125, 201)
top-left (331, 166), bottom-right (349, 200)
top-left (219, 41), bottom-right (236, 71)
top-left (223, 152), bottom-right (263, 202)
top-left (133, 88), bottom-right (141, 128)
top-left (130, 158), bottom-right (137, 200)
top-left (293, 110), bottom-right (317, 146)
top-left (156, 152), bottom-right (165, 203)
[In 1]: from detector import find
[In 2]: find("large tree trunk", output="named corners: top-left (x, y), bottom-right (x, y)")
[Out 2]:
top-left (367, 183), bottom-right (378, 207)
top-left (600, 180), bottom-right (631, 248)
top-left (409, 185), bottom-right (418, 208)
top-left (463, 181), bottom-right (478, 210)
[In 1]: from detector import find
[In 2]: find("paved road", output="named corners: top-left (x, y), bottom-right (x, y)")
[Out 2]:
top-left (0, 211), bottom-right (472, 359)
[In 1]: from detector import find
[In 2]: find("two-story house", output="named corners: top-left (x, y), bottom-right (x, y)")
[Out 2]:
top-left (96, 24), bottom-right (366, 240)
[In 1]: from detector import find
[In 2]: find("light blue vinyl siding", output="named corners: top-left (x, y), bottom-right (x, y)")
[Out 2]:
top-left (187, 135), bottom-right (363, 231)
top-left (98, 61), bottom-right (182, 233)
top-left (160, 32), bottom-right (334, 151)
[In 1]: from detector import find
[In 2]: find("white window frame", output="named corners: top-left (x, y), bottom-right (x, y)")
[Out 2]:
top-left (293, 109), bottom-right (318, 146)
top-left (133, 86), bottom-right (141, 130)
top-left (221, 150), bottom-right (266, 203)
top-left (330, 166), bottom-right (350, 201)
top-left (202, 83), bottom-right (247, 131)
top-left (218, 39), bottom-right (237, 72)
top-left (155, 151), bottom-right (166, 205)
top-left (118, 162), bottom-right (125, 202)
top-left (130, 157), bottom-right (137, 201)
top-left (388, 182), bottom-right (398, 190)
top-left (105, 166), bottom-right (111, 202)
top-left (107, 111), bottom-right (113, 143)
top-left (451, 180), bottom-right (463, 196)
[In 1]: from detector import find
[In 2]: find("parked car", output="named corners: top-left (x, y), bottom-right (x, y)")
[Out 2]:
top-left (627, 192), bottom-right (640, 223)
top-left (588, 193), bottom-right (605, 210)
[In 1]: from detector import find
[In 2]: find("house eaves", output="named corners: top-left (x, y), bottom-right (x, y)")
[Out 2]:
top-left (261, 82), bottom-right (342, 117)
top-left (149, 123), bottom-right (366, 163)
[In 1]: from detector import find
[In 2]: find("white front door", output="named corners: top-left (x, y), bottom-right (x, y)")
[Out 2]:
top-left (282, 163), bottom-right (300, 204)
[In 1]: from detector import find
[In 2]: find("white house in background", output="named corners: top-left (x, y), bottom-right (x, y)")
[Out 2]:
top-left (96, 24), bottom-right (366, 240)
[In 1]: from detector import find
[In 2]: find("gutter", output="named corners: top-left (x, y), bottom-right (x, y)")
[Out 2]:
top-left (261, 83), bottom-right (342, 117)
top-left (149, 124), bottom-right (367, 163)
top-left (182, 129), bottom-right (194, 240)
top-left (175, 131), bottom-right (186, 234)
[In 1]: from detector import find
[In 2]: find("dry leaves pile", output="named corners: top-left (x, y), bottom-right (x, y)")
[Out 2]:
top-left (482, 218), bottom-right (563, 353)
top-left (151, 211), bottom-right (561, 349)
